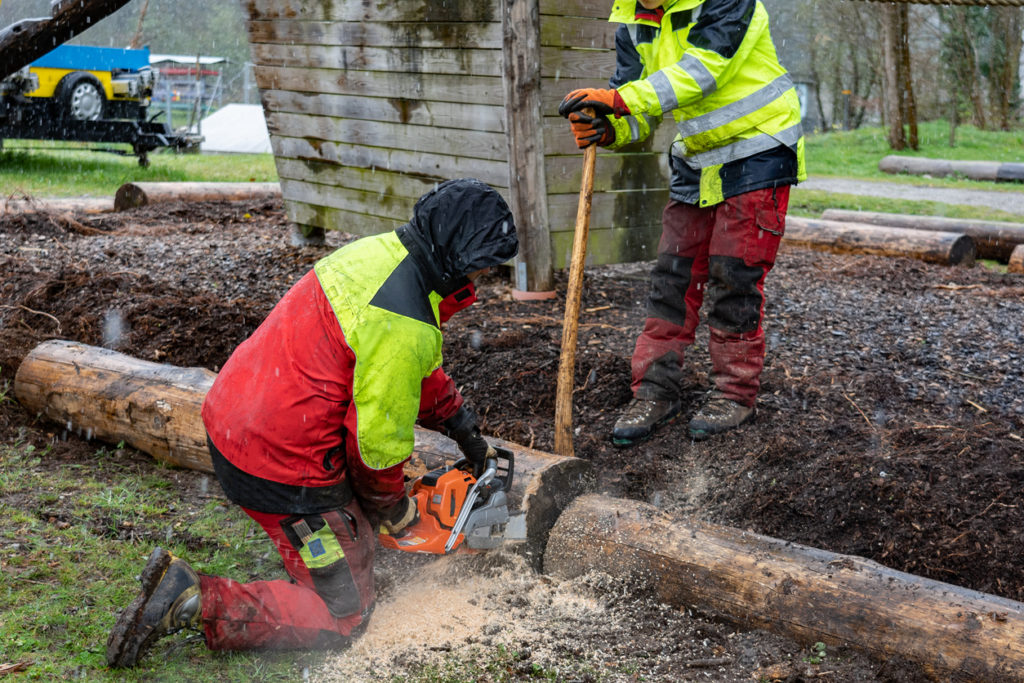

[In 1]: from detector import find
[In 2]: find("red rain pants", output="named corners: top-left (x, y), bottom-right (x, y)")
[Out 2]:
top-left (631, 186), bottom-right (789, 408)
top-left (198, 503), bottom-right (376, 650)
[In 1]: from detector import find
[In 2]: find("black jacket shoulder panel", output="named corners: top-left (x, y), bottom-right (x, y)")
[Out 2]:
top-left (610, 24), bottom-right (645, 88)
top-left (369, 255), bottom-right (437, 328)
top-left (687, 0), bottom-right (756, 59)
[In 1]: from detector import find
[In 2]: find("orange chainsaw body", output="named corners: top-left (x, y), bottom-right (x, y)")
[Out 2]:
top-left (378, 465), bottom-right (475, 554)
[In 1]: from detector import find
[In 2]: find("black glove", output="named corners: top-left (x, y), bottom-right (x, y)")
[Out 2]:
top-left (443, 406), bottom-right (495, 475)
top-left (380, 496), bottom-right (418, 536)
top-left (568, 110), bottom-right (614, 148)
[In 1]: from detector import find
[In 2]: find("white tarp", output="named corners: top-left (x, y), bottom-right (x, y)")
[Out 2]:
top-left (198, 103), bottom-right (272, 155)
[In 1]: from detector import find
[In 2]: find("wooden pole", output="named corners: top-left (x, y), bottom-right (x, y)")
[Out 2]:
top-left (553, 132), bottom-right (597, 458)
top-left (545, 494), bottom-right (1024, 682)
top-left (114, 182), bottom-right (282, 211)
top-left (783, 216), bottom-right (976, 266)
top-left (501, 0), bottom-right (553, 295)
top-left (13, 340), bottom-right (592, 569)
top-left (821, 209), bottom-right (1024, 261)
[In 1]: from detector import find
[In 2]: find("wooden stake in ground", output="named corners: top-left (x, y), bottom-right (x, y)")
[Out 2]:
top-left (553, 126), bottom-right (597, 458)
top-left (546, 494), bottom-right (1024, 682)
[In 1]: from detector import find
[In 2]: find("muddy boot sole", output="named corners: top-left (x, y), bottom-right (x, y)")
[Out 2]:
top-left (106, 547), bottom-right (173, 668)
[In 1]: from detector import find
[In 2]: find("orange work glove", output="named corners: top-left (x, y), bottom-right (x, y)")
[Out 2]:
top-left (558, 88), bottom-right (631, 119)
top-left (568, 110), bottom-right (615, 148)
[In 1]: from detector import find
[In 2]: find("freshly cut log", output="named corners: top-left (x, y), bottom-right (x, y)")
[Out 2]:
top-left (879, 155), bottom-right (1024, 183)
top-left (822, 209), bottom-right (1024, 261)
top-left (114, 182), bottom-right (282, 211)
top-left (1010, 245), bottom-right (1024, 274)
top-left (545, 494), bottom-right (1024, 682)
top-left (784, 216), bottom-right (976, 266)
top-left (13, 340), bottom-right (591, 567)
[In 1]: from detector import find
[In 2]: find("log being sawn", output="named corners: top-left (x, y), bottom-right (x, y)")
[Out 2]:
top-left (783, 216), bottom-right (976, 266)
top-left (15, 340), bottom-right (1024, 680)
top-left (12, 340), bottom-right (590, 567)
top-left (546, 494), bottom-right (1024, 682)
top-left (821, 209), bottom-right (1024, 262)
top-left (114, 182), bottom-right (282, 211)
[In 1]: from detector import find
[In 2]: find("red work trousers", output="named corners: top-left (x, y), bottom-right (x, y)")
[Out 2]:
top-left (631, 186), bottom-right (789, 408)
top-left (197, 503), bottom-right (376, 650)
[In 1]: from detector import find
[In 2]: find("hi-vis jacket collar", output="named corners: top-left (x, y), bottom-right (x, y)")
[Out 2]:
top-left (610, 0), bottom-right (703, 25)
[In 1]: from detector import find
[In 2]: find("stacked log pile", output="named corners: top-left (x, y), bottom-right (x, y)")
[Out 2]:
top-left (821, 209), bottom-right (1024, 262)
top-left (783, 216), bottom-right (976, 266)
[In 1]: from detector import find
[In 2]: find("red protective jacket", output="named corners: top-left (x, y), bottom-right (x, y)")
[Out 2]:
top-left (201, 270), bottom-right (476, 517)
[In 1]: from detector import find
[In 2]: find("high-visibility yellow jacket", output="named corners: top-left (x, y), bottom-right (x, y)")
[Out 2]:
top-left (606, 0), bottom-right (806, 207)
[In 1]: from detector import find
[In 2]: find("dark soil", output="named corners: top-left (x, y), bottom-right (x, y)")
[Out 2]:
top-left (2, 199), bottom-right (1022, 681)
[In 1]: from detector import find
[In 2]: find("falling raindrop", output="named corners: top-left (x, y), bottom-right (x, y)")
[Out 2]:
top-left (102, 309), bottom-right (125, 348)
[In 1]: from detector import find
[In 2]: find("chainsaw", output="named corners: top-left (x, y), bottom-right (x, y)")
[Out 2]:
top-left (378, 447), bottom-right (514, 554)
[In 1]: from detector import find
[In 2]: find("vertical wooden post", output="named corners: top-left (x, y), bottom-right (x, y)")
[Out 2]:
top-left (502, 0), bottom-right (554, 295)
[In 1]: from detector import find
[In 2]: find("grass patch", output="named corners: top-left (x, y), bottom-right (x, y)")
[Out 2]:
top-left (0, 434), bottom-right (555, 682)
top-left (0, 438), bottom-right (317, 681)
top-left (0, 141), bottom-right (277, 198)
top-left (806, 121), bottom-right (1024, 190)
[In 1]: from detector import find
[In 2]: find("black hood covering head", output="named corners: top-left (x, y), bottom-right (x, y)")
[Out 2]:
top-left (397, 178), bottom-right (519, 297)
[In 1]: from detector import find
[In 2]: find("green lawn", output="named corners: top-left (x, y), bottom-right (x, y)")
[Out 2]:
top-left (805, 120), bottom-right (1024, 189)
top-left (0, 142), bottom-right (277, 198)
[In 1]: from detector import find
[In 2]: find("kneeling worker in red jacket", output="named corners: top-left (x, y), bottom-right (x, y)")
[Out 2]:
top-left (106, 178), bottom-right (518, 667)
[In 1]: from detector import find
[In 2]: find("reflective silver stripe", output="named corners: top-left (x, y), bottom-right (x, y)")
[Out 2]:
top-left (691, 5), bottom-right (702, 22)
top-left (626, 115), bottom-right (641, 142)
top-left (678, 54), bottom-right (717, 98)
top-left (676, 74), bottom-right (795, 139)
top-left (672, 122), bottom-right (803, 169)
top-left (648, 71), bottom-right (678, 115)
top-left (626, 23), bottom-right (639, 46)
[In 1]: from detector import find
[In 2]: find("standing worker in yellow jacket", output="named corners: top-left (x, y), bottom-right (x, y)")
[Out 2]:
top-left (559, 0), bottom-right (805, 445)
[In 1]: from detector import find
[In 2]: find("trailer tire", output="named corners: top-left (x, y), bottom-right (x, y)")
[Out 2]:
top-left (55, 73), bottom-right (105, 121)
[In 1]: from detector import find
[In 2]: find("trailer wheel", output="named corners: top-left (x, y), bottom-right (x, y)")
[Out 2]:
top-left (55, 73), bottom-right (105, 121)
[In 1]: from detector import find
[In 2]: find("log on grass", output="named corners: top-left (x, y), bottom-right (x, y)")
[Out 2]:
top-left (822, 209), bottom-right (1024, 261)
top-left (1010, 245), bottom-right (1024, 274)
top-left (545, 494), bottom-right (1024, 682)
top-left (784, 216), bottom-right (976, 266)
top-left (880, 155), bottom-right (1024, 183)
top-left (114, 182), bottom-right (282, 211)
top-left (13, 339), bottom-right (591, 567)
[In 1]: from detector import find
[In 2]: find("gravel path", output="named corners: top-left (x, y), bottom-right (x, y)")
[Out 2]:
top-left (801, 176), bottom-right (1024, 216)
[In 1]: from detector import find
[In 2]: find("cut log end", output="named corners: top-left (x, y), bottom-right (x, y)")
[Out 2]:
top-left (1010, 245), bottom-right (1024, 274)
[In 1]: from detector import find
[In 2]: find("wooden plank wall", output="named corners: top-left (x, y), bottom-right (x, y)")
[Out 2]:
top-left (244, 0), bottom-right (672, 269)
top-left (244, 0), bottom-right (508, 236)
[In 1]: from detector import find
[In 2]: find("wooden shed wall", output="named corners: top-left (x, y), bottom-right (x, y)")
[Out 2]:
top-left (243, 0), bottom-right (672, 270)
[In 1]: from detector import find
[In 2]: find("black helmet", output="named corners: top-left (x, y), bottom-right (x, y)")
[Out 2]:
top-left (400, 179), bottom-right (519, 295)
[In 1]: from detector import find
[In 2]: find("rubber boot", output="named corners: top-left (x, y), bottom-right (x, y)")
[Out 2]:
top-left (106, 547), bottom-right (202, 667)
top-left (688, 394), bottom-right (755, 441)
top-left (612, 397), bottom-right (682, 447)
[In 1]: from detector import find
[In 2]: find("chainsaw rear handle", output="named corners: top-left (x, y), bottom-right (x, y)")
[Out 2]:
top-left (454, 446), bottom-right (513, 493)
